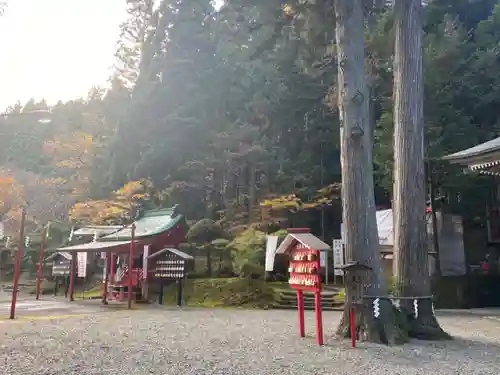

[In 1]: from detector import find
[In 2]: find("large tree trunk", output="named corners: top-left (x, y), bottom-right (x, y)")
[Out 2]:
top-left (335, 0), bottom-right (406, 344)
top-left (392, 0), bottom-right (450, 340)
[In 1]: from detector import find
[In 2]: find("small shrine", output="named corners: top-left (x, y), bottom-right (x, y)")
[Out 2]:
top-left (147, 248), bottom-right (194, 306)
top-left (46, 252), bottom-right (72, 277)
top-left (276, 228), bottom-right (331, 346)
top-left (45, 252), bottom-right (72, 296)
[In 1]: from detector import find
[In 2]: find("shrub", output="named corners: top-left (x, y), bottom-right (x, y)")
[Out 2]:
top-left (186, 219), bottom-right (227, 244)
top-left (228, 228), bottom-right (266, 275)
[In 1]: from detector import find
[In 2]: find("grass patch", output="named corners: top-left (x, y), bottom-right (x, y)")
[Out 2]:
top-left (160, 277), bottom-right (277, 308)
top-left (74, 285), bottom-right (102, 299)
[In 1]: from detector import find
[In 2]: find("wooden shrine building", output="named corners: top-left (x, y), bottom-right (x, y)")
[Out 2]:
top-left (443, 137), bottom-right (500, 307)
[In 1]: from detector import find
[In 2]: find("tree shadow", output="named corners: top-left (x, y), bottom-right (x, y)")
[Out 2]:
top-left (356, 335), bottom-right (500, 372)
top-left (437, 308), bottom-right (500, 317)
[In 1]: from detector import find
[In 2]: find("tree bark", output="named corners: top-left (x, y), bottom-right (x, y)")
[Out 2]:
top-left (392, 0), bottom-right (450, 340)
top-left (248, 163), bottom-right (256, 223)
top-left (335, 0), bottom-right (406, 344)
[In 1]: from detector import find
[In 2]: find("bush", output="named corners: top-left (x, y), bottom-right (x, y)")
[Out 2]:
top-left (186, 219), bottom-right (227, 244)
top-left (228, 228), bottom-right (266, 276)
top-left (240, 262), bottom-right (265, 279)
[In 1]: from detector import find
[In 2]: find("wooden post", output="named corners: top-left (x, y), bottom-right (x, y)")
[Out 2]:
top-left (296, 289), bottom-right (305, 337)
top-left (110, 253), bottom-right (115, 283)
top-left (35, 227), bottom-right (47, 300)
top-left (53, 277), bottom-right (58, 296)
top-left (349, 306), bottom-right (356, 348)
top-left (102, 253), bottom-right (109, 305)
top-left (314, 291), bottom-right (324, 345)
top-left (64, 275), bottom-right (69, 298)
top-left (177, 279), bottom-right (182, 307)
top-left (10, 207), bottom-right (26, 319)
top-left (68, 253), bottom-right (76, 301)
top-left (158, 281), bottom-right (164, 305)
top-left (428, 160), bottom-right (441, 276)
top-left (127, 224), bottom-right (136, 309)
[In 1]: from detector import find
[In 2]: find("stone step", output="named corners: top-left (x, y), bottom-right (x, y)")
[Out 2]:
top-left (276, 288), bottom-right (340, 298)
top-left (277, 293), bottom-right (338, 302)
top-left (276, 299), bottom-right (343, 307)
top-left (273, 303), bottom-right (344, 311)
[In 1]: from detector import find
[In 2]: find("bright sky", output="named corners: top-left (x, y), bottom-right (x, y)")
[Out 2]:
top-left (0, 0), bottom-right (127, 111)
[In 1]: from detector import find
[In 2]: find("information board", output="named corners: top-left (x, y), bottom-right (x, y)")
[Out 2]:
top-left (333, 239), bottom-right (345, 276)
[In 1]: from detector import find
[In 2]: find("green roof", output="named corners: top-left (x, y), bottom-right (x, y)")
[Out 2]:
top-left (98, 206), bottom-right (185, 242)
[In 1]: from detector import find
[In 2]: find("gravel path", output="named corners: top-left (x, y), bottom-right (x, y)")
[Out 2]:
top-left (1, 308), bottom-right (500, 375)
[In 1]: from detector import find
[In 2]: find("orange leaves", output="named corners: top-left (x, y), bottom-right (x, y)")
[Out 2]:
top-left (69, 200), bottom-right (128, 225)
top-left (0, 172), bottom-right (25, 235)
top-left (114, 180), bottom-right (148, 200)
top-left (0, 174), bottom-right (24, 216)
top-left (43, 131), bottom-right (95, 171)
top-left (69, 179), bottom-right (151, 225)
top-left (43, 131), bottom-right (96, 198)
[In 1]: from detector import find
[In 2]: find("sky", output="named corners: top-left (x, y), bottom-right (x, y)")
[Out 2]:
top-left (0, 0), bottom-right (127, 111)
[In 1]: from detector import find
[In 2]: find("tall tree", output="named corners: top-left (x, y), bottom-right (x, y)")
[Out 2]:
top-left (334, 0), bottom-right (404, 344)
top-left (392, 0), bottom-right (450, 339)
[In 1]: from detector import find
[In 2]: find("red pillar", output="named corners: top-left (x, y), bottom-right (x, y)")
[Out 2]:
top-left (314, 291), bottom-right (324, 345)
top-left (349, 306), bottom-right (356, 348)
top-left (110, 253), bottom-right (115, 283)
top-left (68, 253), bottom-right (76, 301)
top-left (296, 289), bottom-right (305, 337)
top-left (35, 227), bottom-right (47, 300)
top-left (127, 224), bottom-right (136, 309)
top-left (102, 253), bottom-right (110, 305)
top-left (10, 207), bottom-right (26, 319)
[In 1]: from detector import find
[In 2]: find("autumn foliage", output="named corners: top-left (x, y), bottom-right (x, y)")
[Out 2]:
top-left (0, 176), bottom-right (24, 216)
top-left (69, 180), bottom-right (150, 225)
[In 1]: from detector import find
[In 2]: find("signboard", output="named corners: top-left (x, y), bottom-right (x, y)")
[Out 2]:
top-left (143, 245), bottom-right (150, 277)
top-left (333, 239), bottom-right (345, 276)
top-left (320, 251), bottom-right (326, 267)
top-left (77, 252), bottom-right (87, 278)
top-left (265, 235), bottom-right (279, 271)
top-left (52, 261), bottom-right (71, 276)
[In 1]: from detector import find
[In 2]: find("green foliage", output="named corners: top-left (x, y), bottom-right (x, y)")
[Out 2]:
top-left (3, 0), bottom-right (500, 242)
top-left (228, 228), bottom-right (266, 276)
top-left (160, 277), bottom-right (276, 308)
top-left (186, 219), bottom-right (227, 245)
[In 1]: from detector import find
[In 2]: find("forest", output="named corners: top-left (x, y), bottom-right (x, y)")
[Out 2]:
top-left (2, 0), bottom-right (499, 235)
top-left (0, 0), bottom-right (499, 343)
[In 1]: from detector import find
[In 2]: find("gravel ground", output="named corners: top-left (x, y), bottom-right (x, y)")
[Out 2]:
top-left (1, 308), bottom-right (500, 375)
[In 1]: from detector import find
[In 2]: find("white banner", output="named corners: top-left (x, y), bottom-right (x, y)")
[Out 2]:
top-left (265, 235), bottom-right (279, 271)
top-left (320, 251), bottom-right (326, 267)
top-left (77, 252), bottom-right (87, 278)
top-left (143, 244), bottom-right (150, 278)
top-left (333, 239), bottom-right (345, 276)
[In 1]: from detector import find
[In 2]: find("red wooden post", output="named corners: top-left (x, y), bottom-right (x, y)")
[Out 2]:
top-left (127, 224), bottom-right (136, 309)
top-left (102, 253), bottom-right (110, 305)
top-left (296, 289), bottom-right (305, 337)
top-left (110, 253), bottom-right (115, 283)
top-left (10, 207), bottom-right (26, 319)
top-left (314, 291), bottom-right (324, 345)
top-left (35, 227), bottom-right (47, 300)
top-left (68, 252), bottom-right (76, 301)
top-left (349, 307), bottom-right (356, 348)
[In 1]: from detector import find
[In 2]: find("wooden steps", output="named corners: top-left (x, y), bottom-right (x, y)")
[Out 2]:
top-left (273, 288), bottom-right (344, 311)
